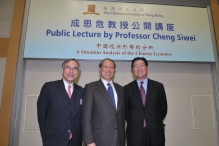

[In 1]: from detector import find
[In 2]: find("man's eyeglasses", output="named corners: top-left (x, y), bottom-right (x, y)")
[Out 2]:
top-left (64, 66), bottom-right (79, 71)
top-left (133, 64), bottom-right (145, 69)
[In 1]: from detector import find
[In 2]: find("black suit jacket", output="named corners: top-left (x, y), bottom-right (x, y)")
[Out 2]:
top-left (124, 78), bottom-right (167, 146)
top-left (37, 79), bottom-right (83, 146)
top-left (82, 79), bottom-right (125, 146)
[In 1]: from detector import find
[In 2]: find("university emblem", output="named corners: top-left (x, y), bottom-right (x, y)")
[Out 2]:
top-left (83, 4), bottom-right (100, 15)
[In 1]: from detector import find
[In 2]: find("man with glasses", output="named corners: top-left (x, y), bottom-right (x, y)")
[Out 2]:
top-left (124, 57), bottom-right (167, 146)
top-left (37, 58), bottom-right (83, 146)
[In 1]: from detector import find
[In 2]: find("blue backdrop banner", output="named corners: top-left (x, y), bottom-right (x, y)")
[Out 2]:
top-left (24, 0), bottom-right (215, 62)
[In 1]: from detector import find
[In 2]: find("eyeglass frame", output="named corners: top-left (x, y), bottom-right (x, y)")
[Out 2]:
top-left (64, 66), bottom-right (79, 72)
top-left (132, 63), bottom-right (146, 69)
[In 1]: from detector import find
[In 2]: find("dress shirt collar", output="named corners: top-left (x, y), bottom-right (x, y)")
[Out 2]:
top-left (101, 78), bottom-right (113, 89)
top-left (63, 79), bottom-right (74, 92)
top-left (136, 77), bottom-right (148, 92)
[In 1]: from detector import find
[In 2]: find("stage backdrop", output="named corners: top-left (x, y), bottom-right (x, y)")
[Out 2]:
top-left (24, 0), bottom-right (215, 62)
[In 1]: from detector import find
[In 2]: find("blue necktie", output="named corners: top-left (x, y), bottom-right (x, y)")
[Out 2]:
top-left (107, 83), bottom-right (116, 109)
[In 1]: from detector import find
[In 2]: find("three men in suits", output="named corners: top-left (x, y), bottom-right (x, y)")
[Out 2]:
top-left (82, 58), bottom-right (125, 146)
top-left (124, 57), bottom-right (167, 146)
top-left (37, 59), bottom-right (83, 146)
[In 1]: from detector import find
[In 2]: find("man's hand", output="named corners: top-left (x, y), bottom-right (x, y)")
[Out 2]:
top-left (88, 143), bottom-right (96, 146)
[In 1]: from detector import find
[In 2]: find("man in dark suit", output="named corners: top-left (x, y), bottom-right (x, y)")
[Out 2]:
top-left (37, 59), bottom-right (83, 146)
top-left (82, 58), bottom-right (125, 146)
top-left (124, 57), bottom-right (167, 146)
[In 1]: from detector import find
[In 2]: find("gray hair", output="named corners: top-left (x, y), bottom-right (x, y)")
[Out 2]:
top-left (62, 58), bottom-right (80, 71)
top-left (99, 58), bottom-right (116, 69)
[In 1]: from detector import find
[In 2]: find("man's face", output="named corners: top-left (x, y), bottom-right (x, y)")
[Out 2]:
top-left (132, 59), bottom-right (148, 81)
top-left (99, 60), bottom-right (115, 82)
top-left (62, 60), bottom-right (79, 84)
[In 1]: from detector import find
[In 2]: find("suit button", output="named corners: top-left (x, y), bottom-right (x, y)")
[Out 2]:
top-left (115, 128), bottom-right (117, 130)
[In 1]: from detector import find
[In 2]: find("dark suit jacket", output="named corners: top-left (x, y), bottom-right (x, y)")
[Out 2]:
top-left (124, 79), bottom-right (167, 146)
top-left (82, 79), bottom-right (125, 146)
top-left (37, 79), bottom-right (83, 146)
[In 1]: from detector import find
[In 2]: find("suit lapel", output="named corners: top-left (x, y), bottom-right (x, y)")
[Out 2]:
top-left (145, 79), bottom-right (152, 107)
top-left (72, 84), bottom-right (80, 113)
top-left (97, 79), bottom-right (116, 111)
top-left (132, 80), bottom-right (145, 108)
top-left (114, 83), bottom-right (121, 112)
top-left (57, 80), bottom-right (71, 114)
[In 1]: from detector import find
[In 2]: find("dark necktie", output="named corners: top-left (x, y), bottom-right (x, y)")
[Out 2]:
top-left (140, 81), bottom-right (146, 127)
top-left (140, 82), bottom-right (146, 105)
top-left (107, 83), bottom-right (116, 109)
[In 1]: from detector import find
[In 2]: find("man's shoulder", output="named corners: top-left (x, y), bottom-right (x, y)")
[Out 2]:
top-left (40, 80), bottom-right (62, 92)
top-left (86, 80), bottom-right (99, 86)
top-left (74, 83), bottom-right (84, 91)
top-left (148, 79), bottom-right (163, 87)
top-left (148, 78), bottom-right (162, 84)
top-left (83, 80), bottom-right (100, 90)
top-left (113, 82), bottom-right (123, 88)
top-left (124, 80), bottom-right (136, 88)
top-left (43, 80), bottom-right (62, 86)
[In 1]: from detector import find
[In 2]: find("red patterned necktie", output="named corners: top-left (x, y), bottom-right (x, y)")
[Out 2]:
top-left (140, 81), bottom-right (146, 127)
top-left (68, 85), bottom-right (71, 98)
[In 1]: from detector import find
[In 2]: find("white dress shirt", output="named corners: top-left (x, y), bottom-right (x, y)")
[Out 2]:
top-left (101, 78), bottom-right (118, 110)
